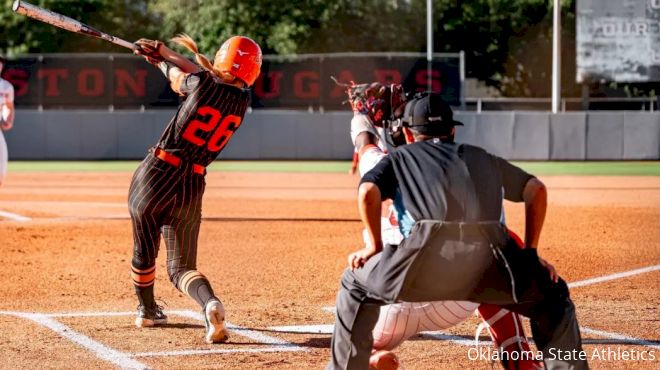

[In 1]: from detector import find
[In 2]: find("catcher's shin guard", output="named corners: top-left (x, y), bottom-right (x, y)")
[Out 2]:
top-left (477, 304), bottom-right (543, 370)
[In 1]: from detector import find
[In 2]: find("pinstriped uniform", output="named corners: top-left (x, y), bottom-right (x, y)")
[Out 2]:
top-left (129, 70), bottom-right (249, 308)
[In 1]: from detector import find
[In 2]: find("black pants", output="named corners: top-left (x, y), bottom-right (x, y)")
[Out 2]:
top-left (327, 221), bottom-right (588, 370)
top-left (128, 155), bottom-right (207, 292)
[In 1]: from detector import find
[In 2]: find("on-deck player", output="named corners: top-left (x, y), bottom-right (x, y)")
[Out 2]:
top-left (129, 34), bottom-right (261, 343)
top-left (0, 55), bottom-right (16, 186)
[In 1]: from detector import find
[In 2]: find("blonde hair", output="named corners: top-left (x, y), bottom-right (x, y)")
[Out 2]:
top-left (171, 34), bottom-right (239, 86)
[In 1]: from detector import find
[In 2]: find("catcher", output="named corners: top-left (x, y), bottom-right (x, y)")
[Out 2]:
top-left (337, 80), bottom-right (543, 370)
top-left (129, 35), bottom-right (261, 343)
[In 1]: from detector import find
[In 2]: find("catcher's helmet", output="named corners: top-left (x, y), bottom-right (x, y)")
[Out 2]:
top-left (214, 36), bottom-right (262, 87)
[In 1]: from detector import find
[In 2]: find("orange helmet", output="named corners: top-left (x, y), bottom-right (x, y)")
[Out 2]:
top-left (214, 36), bottom-right (262, 87)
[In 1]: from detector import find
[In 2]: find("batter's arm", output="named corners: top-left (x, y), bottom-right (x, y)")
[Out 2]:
top-left (157, 61), bottom-right (201, 96)
top-left (157, 44), bottom-right (200, 74)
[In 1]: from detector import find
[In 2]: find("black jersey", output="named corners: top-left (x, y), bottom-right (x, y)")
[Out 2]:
top-left (156, 71), bottom-right (250, 166)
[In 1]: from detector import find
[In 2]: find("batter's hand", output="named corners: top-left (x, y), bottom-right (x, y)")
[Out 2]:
top-left (134, 38), bottom-right (165, 65)
top-left (348, 247), bottom-right (378, 270)
top-left (539, 256), bottom-right (559, 283)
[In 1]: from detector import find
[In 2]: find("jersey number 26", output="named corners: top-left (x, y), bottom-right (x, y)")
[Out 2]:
top-left (182, 106), bottom-right (242, 152)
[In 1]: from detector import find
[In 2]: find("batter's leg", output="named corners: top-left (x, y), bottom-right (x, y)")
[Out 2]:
top-left (162, 174), bottom-right (217, 308)
top-left (162, 174), bottom-right (227, 344)
top-left (128, 160), bottom-right (176, 319)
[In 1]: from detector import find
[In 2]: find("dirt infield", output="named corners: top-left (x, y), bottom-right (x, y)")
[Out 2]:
top-left (0, 171), bottom-right (659, 369)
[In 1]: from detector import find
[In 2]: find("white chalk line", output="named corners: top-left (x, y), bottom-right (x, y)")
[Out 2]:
top-left (5, 311), bottom-right (147, 370)
top-left (0, 210), bottom-right (31, 222)
top-left (44, 309), bottom-right (301, 347)
top-left (421, 327), bottom-right (660, 350)
top-left (568, 264), bottom-right (660, 288)
top-left (44, 311), bottom-right (136, 318)
top-left (267, 324), bottom-right (487, 347)
top-left (0, 309), bottom-right (306, 366)
top-left (269, 324), bottom-right (334, 334)
top-left (267, 324), bottom-right (660, 350)
top-left (580, 327), bottom-right (660, 350)
top-left (133, 346), bottom-right (302, 358)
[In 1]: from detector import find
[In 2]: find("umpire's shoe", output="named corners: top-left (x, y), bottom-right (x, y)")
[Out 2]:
top-left (135, 304), bottom-right (168, 328)
top-left (204, 299), bottom-right (229, 344)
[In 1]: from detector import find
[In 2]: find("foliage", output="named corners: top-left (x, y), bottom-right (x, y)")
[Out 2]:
top-left (148, 0), bottom-right (331, 55)
top-left (0, 0), bottom-right (583, 96)
top-left (0, 0), bottom-right (160, 55)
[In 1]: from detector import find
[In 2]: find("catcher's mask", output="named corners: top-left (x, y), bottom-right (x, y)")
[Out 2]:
top-left (215, 36), bottom-right (262, 87)
top-left (385, 92), bottom-right (462, 146)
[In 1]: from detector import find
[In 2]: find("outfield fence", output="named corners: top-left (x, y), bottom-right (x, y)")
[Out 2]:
top-left (4, 110), bottom-right (659, 161)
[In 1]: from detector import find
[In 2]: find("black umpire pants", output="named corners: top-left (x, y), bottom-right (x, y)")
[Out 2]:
top-left (326, 221), bottom-right (588, 370)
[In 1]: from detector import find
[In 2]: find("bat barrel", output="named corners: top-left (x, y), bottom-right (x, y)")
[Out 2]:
top-left (12, 0), bottom-right (137, 51)
top-left (12, 0), bottom-right (23, 13)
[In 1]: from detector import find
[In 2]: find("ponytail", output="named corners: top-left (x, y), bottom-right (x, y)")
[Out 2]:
top-left (171, 33), bottom-right (232, 82)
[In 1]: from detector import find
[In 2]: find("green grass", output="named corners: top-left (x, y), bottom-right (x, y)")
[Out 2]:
top-left (7, 160), bottom-right (660, 176)
top-left (7, 160), bottom-right (350, 173)
top-left (512, 161), bottom-right (660, 176)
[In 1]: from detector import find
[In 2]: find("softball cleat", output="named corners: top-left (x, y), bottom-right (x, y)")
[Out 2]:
top-left (135, 304), bottom-right (168, 328)
top-left (204, 299), bottom-right (229, 344)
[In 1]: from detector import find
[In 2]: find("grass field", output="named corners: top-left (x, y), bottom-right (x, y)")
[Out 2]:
top-left (8, 160), bottom-right (660, 176)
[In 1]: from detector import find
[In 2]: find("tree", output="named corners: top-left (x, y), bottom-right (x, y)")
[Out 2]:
top-left (0, 0), bottom-right (581, 97)
top-left (0, 0), bottom-right (160, 55)
top-left (148, 0), bottom-right (330, 55)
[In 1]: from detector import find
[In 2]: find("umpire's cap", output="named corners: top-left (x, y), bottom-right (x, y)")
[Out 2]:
top-left (402, 92), bottom-right (462, 135)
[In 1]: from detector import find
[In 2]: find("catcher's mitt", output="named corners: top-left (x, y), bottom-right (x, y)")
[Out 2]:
top-left (134, 38), bottom-right (165, 65)
top-left (331, 76), bottom-right (408, 128)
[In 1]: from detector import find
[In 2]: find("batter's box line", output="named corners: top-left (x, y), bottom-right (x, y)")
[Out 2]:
top-left (0, 309), bottom-right (306, 370)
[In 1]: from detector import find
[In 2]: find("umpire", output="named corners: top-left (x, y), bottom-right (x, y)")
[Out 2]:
top-left (326, 93), bottom-right (587, 370)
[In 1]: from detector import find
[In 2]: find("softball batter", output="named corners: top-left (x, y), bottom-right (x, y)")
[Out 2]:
top-left (129, 34), bottom-right (261, 344)
top-left (0, 56), bottom-right (15, 186)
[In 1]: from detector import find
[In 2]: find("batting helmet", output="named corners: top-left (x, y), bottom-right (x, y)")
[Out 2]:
top-left (214, 36), bottom-right (262, 87)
